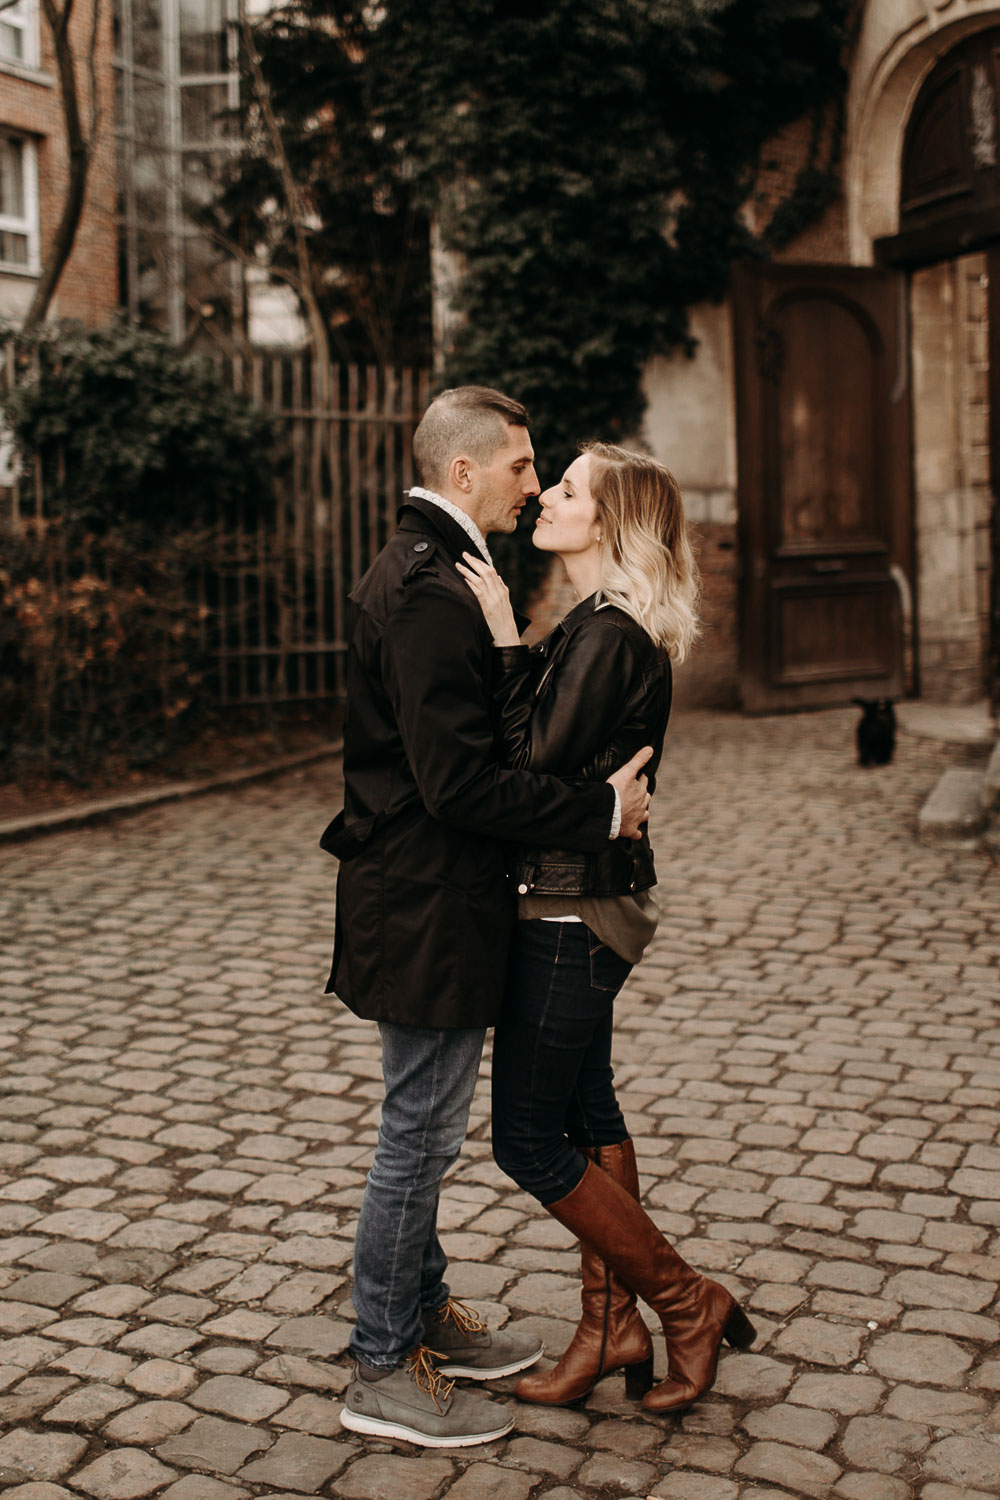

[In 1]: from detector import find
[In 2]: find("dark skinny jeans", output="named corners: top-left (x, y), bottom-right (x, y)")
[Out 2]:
top-left (491, 918), bottom-right (633, 1206)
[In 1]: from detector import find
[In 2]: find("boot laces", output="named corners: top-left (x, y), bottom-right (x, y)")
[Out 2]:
top-left (405, 1344), bottom-right (454, 1412)
top-left (437, 1296), bottom-right (488, 1336)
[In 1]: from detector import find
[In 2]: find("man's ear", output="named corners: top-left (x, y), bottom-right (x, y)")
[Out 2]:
top-left (450, 454), bottom-right (474, 494)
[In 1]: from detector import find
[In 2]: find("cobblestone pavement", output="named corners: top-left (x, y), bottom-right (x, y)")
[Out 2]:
top-left (1, 708), bottom-right (998, 1500)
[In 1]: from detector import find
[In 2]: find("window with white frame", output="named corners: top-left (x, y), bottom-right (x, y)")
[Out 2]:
top-left (115, 0), bottom-right (242, 339)
top-left (0, 134), bottom-right (40, 272)
top-left (0, 0), bottom-right (38, 68)
top-left (0, 419), bottom-right (16, 487)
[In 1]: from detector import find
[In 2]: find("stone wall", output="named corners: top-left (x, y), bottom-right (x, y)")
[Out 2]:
top-left (640, 303), bottom-right (740, 706)
top-left (911, 253), bottom-right (994, 702)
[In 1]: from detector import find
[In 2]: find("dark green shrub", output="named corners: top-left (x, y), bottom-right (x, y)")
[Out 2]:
top-left (0, 321), bottom-right (280, 778)
top-left (1, 319), bottom-right (277, 534)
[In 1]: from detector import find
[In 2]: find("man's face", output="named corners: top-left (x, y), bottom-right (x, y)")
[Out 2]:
top-left (471, 426), bottom-right (539, 535)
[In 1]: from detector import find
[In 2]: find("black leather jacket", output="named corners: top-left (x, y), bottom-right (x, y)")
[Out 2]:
top-left (493, 593), bottom-right (672, 898)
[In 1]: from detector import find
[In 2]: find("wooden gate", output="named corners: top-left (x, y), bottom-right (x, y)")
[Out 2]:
top-left (732, 264), bottom-right (913, 713)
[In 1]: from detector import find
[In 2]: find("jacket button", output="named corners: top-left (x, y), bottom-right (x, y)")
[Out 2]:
top-left (413, 541), bottom-right (429, 552)
top-left (517, 883), bottom-right (528, 895)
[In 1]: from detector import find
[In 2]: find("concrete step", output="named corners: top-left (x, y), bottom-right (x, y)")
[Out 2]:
top-left (897, 699), bottom-right (994, 749)
top-left (917, 766), bottom-right (988, 847)
top-left (983, 740), bottom-right (1000, 816)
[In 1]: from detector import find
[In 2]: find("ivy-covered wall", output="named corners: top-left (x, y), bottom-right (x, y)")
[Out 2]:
top-left (371, 0), bottom-right (854, 598)
top-left (230, 0), bottom-right (853, 458)
top-left (383, 0), bottom-right (852, 446)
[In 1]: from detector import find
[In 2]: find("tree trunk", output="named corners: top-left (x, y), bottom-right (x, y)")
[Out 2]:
top-left (23, 0), bottom-right (97, 332)
top-left (241, 14), bottom-right (331, 406)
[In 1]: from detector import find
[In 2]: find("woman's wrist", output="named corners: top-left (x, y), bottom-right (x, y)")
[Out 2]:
top-left (491, 627), bottom-right (523, 648)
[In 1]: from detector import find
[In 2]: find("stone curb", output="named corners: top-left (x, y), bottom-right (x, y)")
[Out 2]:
top-left (917, 765), bottom-right (988, 847)
top-left (0, 740), bottom-right (343, 846)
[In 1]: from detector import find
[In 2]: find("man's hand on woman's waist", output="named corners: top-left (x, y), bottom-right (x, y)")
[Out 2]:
top-left (608, 747), bottom-right (653, 840)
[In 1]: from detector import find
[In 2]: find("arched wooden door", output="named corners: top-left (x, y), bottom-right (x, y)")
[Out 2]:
top-left (875, 25), bottom-right (1000, 714)
top-left (733, 264), bottom-right (912, 713)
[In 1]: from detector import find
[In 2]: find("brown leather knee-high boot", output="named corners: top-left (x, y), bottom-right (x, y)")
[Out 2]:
top-left (544, 1161), bottom-right (756, 1414)
top-left (514, 1141), bottom-right (654, 1406)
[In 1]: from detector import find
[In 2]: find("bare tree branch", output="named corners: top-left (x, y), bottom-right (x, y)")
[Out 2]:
top-left (87, 0), bottom-right (103, 139)
top-left (53, 0), bottom-right (75, 41)
top-left (195, 211), bottom-right (354, 363)
top-left (240, 10), bottom-right (331, 404)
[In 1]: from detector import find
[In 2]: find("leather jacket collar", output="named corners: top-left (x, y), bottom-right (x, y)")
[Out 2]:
top-left (551, 590), bottom-right (603, 638)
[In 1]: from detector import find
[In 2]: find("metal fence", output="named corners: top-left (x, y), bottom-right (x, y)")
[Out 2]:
top-left (2, 347), bottom-right (431, 705)
top-left (212, 357), bottom-right (431, 703)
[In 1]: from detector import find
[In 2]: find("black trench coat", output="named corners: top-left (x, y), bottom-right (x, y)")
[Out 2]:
top-left (320, 497), bottom-right (616, 1029)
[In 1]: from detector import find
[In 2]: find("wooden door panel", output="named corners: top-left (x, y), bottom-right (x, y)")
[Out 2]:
top-left (771, 295), bottom-right (881, 552)
top-left (771, 579), bottom-right (900, 687)
top-left (734, 264), bottom-right (912, 713)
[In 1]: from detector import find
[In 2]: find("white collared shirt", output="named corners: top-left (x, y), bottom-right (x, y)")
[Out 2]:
top-left (407, 486), bottom-right (493, 566)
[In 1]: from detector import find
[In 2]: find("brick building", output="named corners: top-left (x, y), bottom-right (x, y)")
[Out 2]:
top-left (640, 0), bottom-right (1000, 713)
top-left (0, 0), bottom-right (118, 327)
top-left (0, 0), bottom-right (244, 343)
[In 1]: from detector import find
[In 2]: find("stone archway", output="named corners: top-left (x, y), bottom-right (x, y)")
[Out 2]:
top-left (848, 0), bottom-right (1000, 262)
top-left (847, 2), bottom-right (1000, 705)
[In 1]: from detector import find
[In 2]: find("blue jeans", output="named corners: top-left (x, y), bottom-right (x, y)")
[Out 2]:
top-left (350, 1021), bottom-right (487, 1368)
top-left (491, 920), bottom-right (632, 1207)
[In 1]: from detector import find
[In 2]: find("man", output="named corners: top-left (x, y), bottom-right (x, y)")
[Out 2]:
top-left (322, 386), bottom-right (651, 1447)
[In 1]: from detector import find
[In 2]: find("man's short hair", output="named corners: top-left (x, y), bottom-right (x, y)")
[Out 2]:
top-left (411, 386), bottom-right (530, 490)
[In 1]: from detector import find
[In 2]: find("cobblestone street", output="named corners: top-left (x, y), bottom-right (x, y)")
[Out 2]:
top-left (1, 707), bottom-right (999, 1500)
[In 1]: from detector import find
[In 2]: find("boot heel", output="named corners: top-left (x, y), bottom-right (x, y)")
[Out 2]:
top-left (624, 1355), bottom-right (654, 1399)
top-left (723, 1304), bottom-right (756, 1351)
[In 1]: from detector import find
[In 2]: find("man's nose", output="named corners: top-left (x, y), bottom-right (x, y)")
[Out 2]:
top-left (523, 467), bottom-right (540, 495)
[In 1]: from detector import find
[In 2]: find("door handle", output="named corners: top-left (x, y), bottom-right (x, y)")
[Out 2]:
top-left (811, 559), bottom-right (847, 574)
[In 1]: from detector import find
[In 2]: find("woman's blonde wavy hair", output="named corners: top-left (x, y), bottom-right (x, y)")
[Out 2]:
top-left (583, 441), bottom-right (700, 663)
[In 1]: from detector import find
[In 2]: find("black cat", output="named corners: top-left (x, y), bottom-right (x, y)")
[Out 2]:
top-left (853, 698), bottom-right (896, 767)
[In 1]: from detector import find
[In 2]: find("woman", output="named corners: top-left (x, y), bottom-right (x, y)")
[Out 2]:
top-left (456, 441), bottom-right (755, 1415)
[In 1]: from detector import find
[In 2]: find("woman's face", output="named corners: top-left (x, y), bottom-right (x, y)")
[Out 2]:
top-left (533, 453), bottom-right (601, 558)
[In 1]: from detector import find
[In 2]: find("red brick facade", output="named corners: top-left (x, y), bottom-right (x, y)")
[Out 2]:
top-left (752, 111), bottom-right (851, 268)
top-left (0, 0), bottom-right (118, 326)
top-left (678, 522), bottom-right (740, 709)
